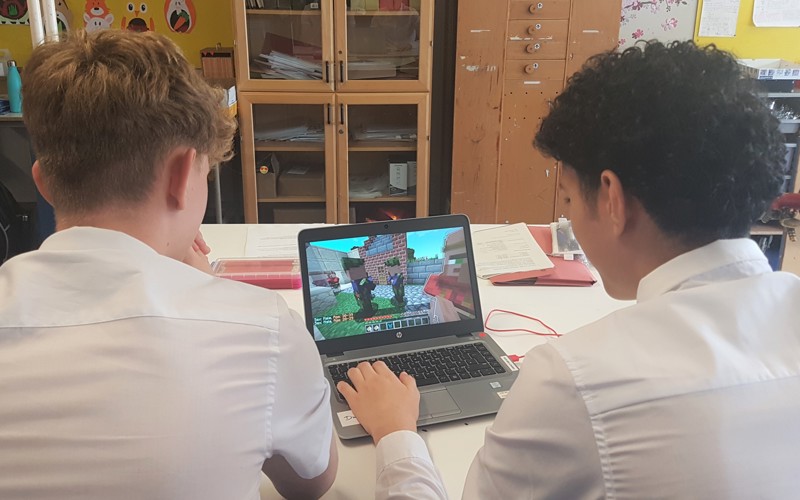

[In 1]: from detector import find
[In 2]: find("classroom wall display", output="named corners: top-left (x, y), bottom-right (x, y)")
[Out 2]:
top-left (0, 0), bottom-right (29, 24)
top-left (56, 0), bottom-right (73, 31)
top-left (0, 0), bottom-right (231, 67)
top-left (619, 0), bottom-right (699, 50)
top-left (695, 0), bottom-right (800, 61)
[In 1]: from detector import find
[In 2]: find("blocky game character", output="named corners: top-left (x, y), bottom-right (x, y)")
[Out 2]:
top-left (343, 257), bottom-right (377, 320)
top-left (423, 230), bottom-right (475, 322)
top-left (385, 257), bottom-right (406, 306)
top-left (326, 272), bottom-right (340, 294)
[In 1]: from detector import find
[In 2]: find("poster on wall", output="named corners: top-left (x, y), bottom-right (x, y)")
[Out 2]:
top-left (753, 0), bottom-right (800, 27)
top-left (0, 0), bottom-right (29, 25)
top-left (619, 0), bottom-right (699, 51)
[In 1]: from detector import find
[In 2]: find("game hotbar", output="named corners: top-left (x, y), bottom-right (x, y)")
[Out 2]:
top-left (304, 227), bottom-right (477, 341)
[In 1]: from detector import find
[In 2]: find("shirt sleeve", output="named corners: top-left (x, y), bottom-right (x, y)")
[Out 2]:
top-left (462, 343), bottom-right (605, 499)
top-left (375, 430), bottom-right (449, 500)
top-left (268, 297), bottom-right (333, 479)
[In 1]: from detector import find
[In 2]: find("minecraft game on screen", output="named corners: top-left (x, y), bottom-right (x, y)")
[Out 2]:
top-left (305, 227), bottom-right (477, 340)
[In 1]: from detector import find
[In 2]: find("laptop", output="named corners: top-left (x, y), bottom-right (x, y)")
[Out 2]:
top-left (298, 214), bottom-right (519, 439)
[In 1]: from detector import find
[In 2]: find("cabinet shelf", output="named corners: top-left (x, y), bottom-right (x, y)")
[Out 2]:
top-left (246, 9), bottom-right (320, 16)
top-left (254, 140), bottom-right (326, 152)
top-left (348, 140), bottom-right (417, 151)
top-left (347, 10), bottom-right (420, 16)
top-left (258, 195), bottom-right (327, 203)
top-left (351, 196), bottom-right (416, 202)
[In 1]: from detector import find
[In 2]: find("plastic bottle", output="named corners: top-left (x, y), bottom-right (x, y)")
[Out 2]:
top-left (7, 60), bottom-right (22, 114)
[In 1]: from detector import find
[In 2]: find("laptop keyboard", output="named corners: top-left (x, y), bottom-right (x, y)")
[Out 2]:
top-left (327, 342), bottom-right (507, 400)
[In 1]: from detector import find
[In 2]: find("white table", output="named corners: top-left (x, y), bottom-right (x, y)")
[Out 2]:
top-left (200, 224), bottom-right (632, 499)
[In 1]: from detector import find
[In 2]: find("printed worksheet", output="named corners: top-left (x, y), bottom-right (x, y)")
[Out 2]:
top-left (472, 223), bottom-right (553, 278)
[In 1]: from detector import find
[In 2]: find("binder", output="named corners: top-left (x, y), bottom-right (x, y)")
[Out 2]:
top-left (489, 226), bottom-right (596, 287)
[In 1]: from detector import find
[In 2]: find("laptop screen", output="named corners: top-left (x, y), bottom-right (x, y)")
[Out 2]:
top-left (301, 223), bottom-right (479, 346)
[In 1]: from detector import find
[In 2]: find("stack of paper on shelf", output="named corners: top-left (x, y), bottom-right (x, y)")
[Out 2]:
top-left (255, 124), bottom-right (324, 142)
top-left (251, 51), bottom-right (323, 80)
top-left (351, 126), bottom-right (417, 141)
top-left (348, 60), bottom-right (397, 79)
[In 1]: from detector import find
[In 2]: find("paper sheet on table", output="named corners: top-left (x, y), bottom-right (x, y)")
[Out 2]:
top-left (472, 223), bottom-right (554, 279)
top-left (698, 0), bottom-right (740, 37)
top-left (753, 0), bottom-right (800, 27)
top-left (245, 224), bottom-right (327, 258)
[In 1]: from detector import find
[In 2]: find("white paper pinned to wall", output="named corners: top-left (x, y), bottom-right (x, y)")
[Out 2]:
top-left (753, 0), bottom-right (800, 27)
top-left (698, 0), bottom-right (741, 37)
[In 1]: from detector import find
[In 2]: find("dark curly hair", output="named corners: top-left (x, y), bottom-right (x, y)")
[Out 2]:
top-left (535, 41), bottom-right (787, 246)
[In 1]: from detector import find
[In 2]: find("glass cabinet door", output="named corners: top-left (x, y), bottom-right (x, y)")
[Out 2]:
top-left (239, 92), bottom-right (337, 223)
top-left (333, 0), bottom-right (432, 92)
top-left (336, 94), bottom-right (429, 223)
top-left (233, 0), bottom-right (334, 91)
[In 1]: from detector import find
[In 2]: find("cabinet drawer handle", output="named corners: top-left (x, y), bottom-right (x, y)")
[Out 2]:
top-left (524, 63), bottom-right (540, 74)
top-left (527, 23), bottom-right (542, 35)
top-left (340, 103), bottom-right (345, 125)
top-left (340, 60), bottom-right (345, 83)
top-left (325, 61), bottom-right (331, 83)
top-left (528, 2), bottom-right (544, 14)
top-left (327, 103), bottom-right (332, 125)
top-left (526, 43), bottom-right (541, 53)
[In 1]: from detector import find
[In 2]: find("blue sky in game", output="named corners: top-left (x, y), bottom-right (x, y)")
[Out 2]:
top-left (310, 228), bottom-right (460, 259)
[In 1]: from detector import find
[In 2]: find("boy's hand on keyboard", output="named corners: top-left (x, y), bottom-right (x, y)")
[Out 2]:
top-left (337, 361), bottom-right (420, 446)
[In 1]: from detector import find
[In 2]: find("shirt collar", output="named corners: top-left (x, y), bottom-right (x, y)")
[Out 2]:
top-left (40, 226), bottom-right (159, 258)
top-left (636, 238), bottom-right (772, 302)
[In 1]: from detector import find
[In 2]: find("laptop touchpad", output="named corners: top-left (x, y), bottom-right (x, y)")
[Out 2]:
top-left (419, 389), bottom-right (461, 419)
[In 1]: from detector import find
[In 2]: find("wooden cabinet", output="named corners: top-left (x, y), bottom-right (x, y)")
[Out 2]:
top-left (233, 0), bottom-right (433, 223)
top-left (451, 0), bottom-right (621, 224)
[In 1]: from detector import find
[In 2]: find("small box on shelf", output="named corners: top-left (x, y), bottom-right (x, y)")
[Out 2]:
top-left (388, 155), bottom-right (417, 196)
top-left (277, 165), bottom-right (325, 197)
top-left (201, 46), bottom-right (235, 80)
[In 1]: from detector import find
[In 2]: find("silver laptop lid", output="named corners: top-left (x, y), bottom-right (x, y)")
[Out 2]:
top-left (298, 215), bottom-right (483, 356)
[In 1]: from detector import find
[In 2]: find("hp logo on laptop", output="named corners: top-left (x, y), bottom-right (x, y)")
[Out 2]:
top-left (396, 331), bottom-right (403, 339)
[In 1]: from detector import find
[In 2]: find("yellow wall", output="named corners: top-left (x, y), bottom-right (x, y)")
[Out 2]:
top-left (695, 0), bottom-right (800, 62)
top-left (0, 1), bottom-right (233, 68)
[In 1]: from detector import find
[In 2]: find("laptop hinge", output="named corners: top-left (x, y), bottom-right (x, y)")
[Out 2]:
top-left (456, 333), bottom-right (472, 338)
top-left (326, 352), bottom-right (345, 358)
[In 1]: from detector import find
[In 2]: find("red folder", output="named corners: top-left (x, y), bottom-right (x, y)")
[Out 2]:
top-left (489, 226), bottom-right (596, 286)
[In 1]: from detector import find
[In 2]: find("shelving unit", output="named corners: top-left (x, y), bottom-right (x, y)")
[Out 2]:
top-left (232, 0), bottom-right (433, 223)
top-left (752, 89), bottom-right (800, 273)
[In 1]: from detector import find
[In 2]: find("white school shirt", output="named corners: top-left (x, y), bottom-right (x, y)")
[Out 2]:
top-left (0, 227), bottom-right (332, 500)
top-left (374, 238), bottom-right (800, 499)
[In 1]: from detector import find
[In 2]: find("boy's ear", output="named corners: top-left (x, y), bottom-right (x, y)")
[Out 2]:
top-left (32, 161), bottom-right (54, 207)
top-left (599, 169), bottom-right (628, 237)
top-left (166, 148), bottom-right (197, 211)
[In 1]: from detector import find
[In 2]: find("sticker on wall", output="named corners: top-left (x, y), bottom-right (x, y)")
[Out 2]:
top-left (619, 0), bottom-right (698, 51)
top-left (164, 0), bottom-right (195, 34)
top-left (0, 0), bottom-right (29, 25)
top-left (55, 0), bottom-right (72, 32)
top-left (122, 2), bottom-right (155, 32)
top-left (84, 0), bottom-right (114, 32)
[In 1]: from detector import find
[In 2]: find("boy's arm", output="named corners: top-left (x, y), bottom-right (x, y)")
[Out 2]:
top-left (263, 435), bottom-right (338, 499)
top-left (267, 298), bottom-right (338, 498)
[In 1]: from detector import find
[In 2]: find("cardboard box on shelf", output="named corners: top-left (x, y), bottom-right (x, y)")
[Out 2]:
top-left (273, 206), bottom-right (325, 223)
top-left (277, 166), bottom-right (326, 197)
top-left (273, 206), bottom-right (354, 223)
top-left (201, 46), bottom-right (235, 80)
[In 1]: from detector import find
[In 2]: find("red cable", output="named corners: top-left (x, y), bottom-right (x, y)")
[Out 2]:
top-left (484, 308), bottom-right (561, 338)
